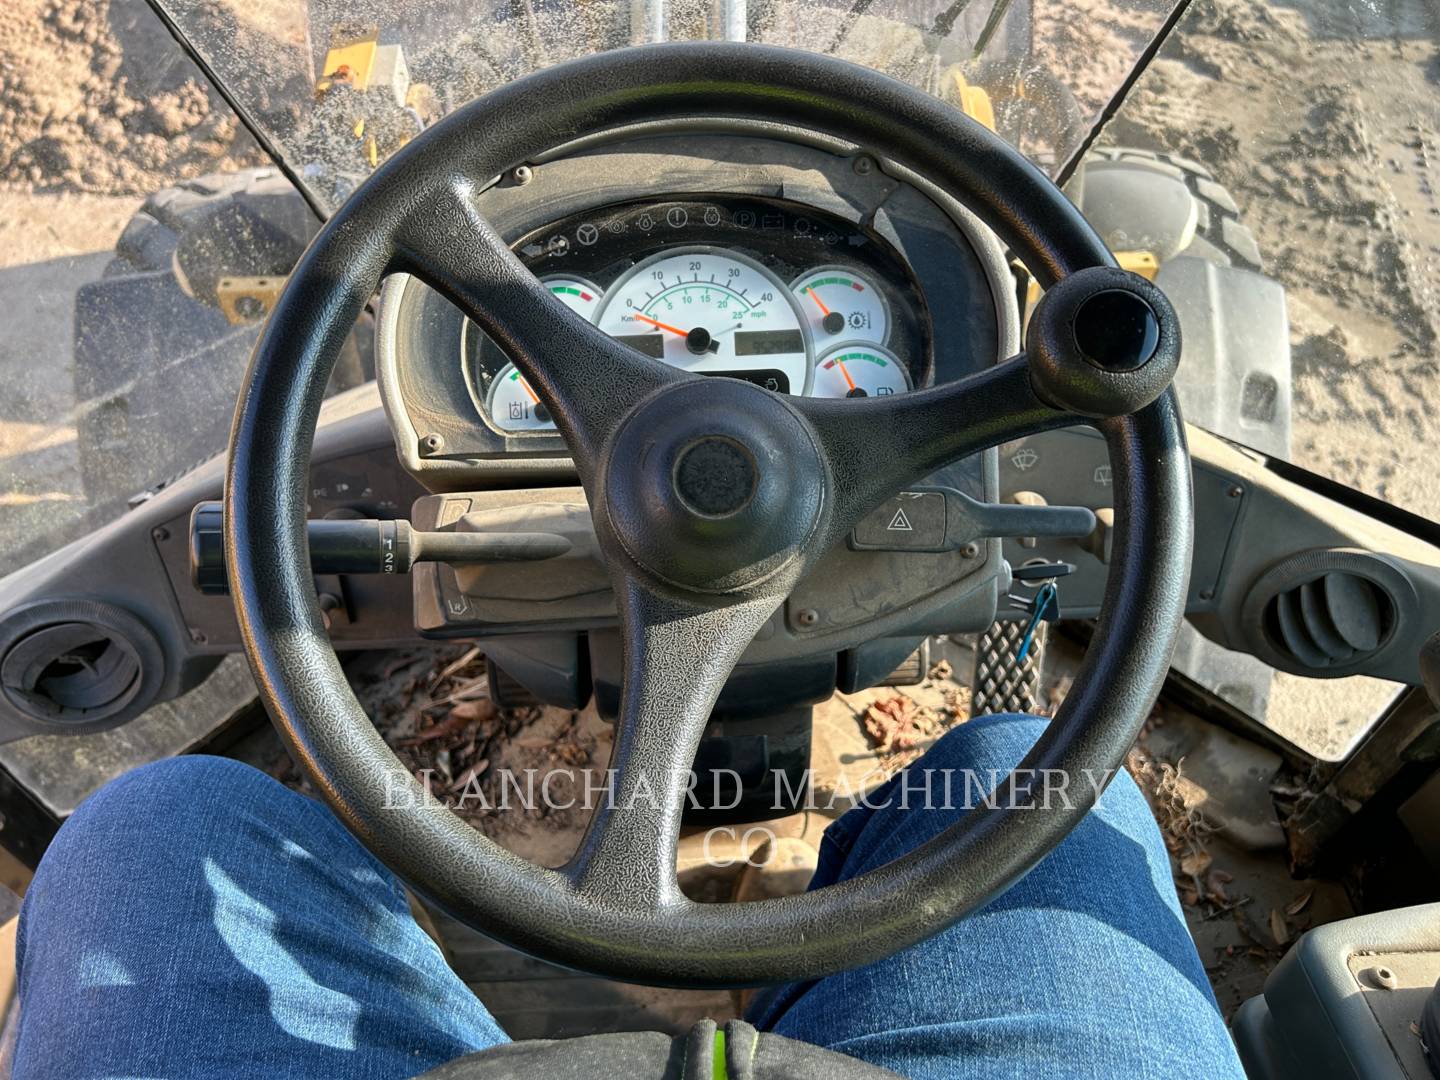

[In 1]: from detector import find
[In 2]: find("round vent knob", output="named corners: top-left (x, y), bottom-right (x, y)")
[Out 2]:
top-left (1245, 551), bottom-right (1411, 678)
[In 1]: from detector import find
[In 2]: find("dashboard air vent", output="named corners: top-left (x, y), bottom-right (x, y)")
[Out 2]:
top-left (1263, 571), bottom-right (1394, 671)
top-left (0, 600), bottom-right (162, 738)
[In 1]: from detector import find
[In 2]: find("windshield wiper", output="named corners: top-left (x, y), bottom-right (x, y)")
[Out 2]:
top-left (824, 0), bottom-right (879, 54)
top-left (928, 0), bottom-right (976, 40)
top-left (1055, 0), bottom-right (1201, 186)
top-left (970, 0), bottom-right (1013, 57)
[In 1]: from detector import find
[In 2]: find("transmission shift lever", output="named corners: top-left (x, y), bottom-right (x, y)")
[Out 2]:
top-left (187, 501), bottom-right (571, 595)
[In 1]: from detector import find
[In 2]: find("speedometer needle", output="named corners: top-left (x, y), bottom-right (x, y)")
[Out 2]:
top-left (634, 312), bottom-right (724, 355)
top-left (632, 313), bottom-right (688, 337)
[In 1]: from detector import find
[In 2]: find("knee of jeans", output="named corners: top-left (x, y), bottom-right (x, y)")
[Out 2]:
top-left (918, 714), bottom-right (1153, 817)
top-left (55, 756), bottom-right (284, 862)
top-left (919, 712), bottom-right (1051, 773)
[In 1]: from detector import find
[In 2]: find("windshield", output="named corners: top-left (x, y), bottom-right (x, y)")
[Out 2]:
top-left (155, 0), bottom-right (1182, 210)
top-left (2, 0), bottom-right (1436, 762)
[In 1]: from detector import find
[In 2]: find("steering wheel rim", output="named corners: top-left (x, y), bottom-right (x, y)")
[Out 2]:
top-left (226, 43), bottom-right (1193, 987)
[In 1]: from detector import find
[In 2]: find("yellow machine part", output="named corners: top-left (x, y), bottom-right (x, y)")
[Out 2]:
top-left (217, 276), bottom-right (285, 325)
top-left (315, 27), bottom-right (380, 94)
top-left (946, 70), bottom-right (997, 132)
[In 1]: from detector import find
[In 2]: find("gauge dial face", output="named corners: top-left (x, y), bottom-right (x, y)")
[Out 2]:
top-left (485, 363), bottom-right (555, 430)
top-left (481, 276), bottom-right (601, 432)
top-left (597, 248), bottom-right (812, 395)
top-left (542, 275), bottom-right (604, 321)
top-left (790, 267), bottom-right (889, 346)
top-left (812, 343), bottom-right (912, 398)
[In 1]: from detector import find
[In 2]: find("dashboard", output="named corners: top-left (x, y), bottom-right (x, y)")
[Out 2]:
top-left (376, 127), bottom-right (1015, 491)
top-left (371, 126), bottom-right (1022, 650)
top-left (5, 123), bottom-right (1433, 790)
top-left (462, 195), bottom-right (933, 435)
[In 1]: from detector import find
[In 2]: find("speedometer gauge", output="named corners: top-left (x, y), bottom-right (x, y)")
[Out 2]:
top-left (812, 343), bottom-right (912, 398)
top-left (790, 267), bottom-right (889, 345)
top-left (597, 248), bottom-right (812, 395)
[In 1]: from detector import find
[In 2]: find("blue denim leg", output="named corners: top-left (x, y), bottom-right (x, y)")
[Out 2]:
top-left (14, 755), bottom-right (505, 1080)
top-left (750, 713), bottom-right (1244, 1080)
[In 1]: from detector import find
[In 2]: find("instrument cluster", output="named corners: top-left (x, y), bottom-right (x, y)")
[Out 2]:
top-left (463, 196), bottom-right (932, 435)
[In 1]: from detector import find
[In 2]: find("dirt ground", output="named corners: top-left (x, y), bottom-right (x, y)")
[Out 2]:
top-left (0, 0), bottom-right (265, 196)
top-left (1110, 0), bottom-right (1440, 518)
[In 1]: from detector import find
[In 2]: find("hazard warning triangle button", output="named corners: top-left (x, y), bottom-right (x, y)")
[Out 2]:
top-left (850, 490), bottom-right (947, 550)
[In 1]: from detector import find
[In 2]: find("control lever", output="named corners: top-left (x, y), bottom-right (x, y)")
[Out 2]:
top-left (187, 501), bottom-right (572, 596)
top-left (849, 487), bottom-right (1095, 553)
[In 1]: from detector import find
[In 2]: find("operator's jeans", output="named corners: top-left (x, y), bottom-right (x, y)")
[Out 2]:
top-left (13, 714), bottom-right (1243, 1079)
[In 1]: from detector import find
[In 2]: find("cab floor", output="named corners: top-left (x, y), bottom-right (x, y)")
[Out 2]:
top-left (217, 634), bottom-right (1347, 1036)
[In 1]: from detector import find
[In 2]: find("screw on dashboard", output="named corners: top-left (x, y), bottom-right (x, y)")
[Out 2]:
top-left (852, 156), bottom-right (874, 175)
top-left (512, 165), bottom-right (534, 186)
top-left (421, 433), bottom-right (445, 455)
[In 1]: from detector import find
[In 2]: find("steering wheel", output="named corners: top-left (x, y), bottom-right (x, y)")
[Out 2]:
top-left (226, 43), bottom-right (1191, 987)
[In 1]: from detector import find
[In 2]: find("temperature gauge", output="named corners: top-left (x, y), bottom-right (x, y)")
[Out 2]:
top-left (541, 275), bottom-right (604, 320)
top-left (790, 267), bottom-right (889, 345)
top-left (812, 343), bottom-right (912, 398)
top-left (486, 364), bottom-right (554, 430)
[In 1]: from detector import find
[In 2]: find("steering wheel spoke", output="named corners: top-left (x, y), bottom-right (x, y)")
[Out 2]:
top-left (566, 578), bottom-right (778, 907)
top-left (394, 179), bottom-right (688, 467)
top-left (792, 354), bottom-right (1078, 538)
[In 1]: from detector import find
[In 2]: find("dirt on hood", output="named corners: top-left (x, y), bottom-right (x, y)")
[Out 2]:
top-left (0, 0), bottom-right (266, 195)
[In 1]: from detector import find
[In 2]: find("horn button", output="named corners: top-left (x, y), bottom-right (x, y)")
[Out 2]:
top-left (601, 378), bottom-right (827, 594)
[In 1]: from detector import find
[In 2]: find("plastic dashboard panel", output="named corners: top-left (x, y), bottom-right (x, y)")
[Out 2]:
top-left (376, 123), bottom-right (1018, 485)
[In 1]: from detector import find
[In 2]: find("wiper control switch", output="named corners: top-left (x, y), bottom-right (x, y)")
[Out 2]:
top-left (848, 487), bottom-right (1095, 554)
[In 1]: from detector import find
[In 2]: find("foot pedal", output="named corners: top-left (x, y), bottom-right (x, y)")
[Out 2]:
top-left (880, 639), bottom-right (930, 686)
top-left (971, 620), bottom-right (1047, 716)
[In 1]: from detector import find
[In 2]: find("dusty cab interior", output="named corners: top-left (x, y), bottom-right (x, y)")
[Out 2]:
top-left (0, 0), bottom-right (1438, 1075)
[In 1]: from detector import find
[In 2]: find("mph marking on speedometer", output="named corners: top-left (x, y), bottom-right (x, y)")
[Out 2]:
top-left (596, 247), bottom-right (813, 394)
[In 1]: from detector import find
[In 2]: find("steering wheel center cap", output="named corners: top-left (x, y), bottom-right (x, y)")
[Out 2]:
top-left (602, 379), bottom-right (827, 594)
top-left (674, 436), bottom-right (757, 518)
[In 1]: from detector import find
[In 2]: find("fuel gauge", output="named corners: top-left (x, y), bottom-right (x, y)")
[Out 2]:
top-left (481, 275), bottom-right (601, 433)
top-left (791, 267), bottom-right (889, 345)
top-left (812, 343), bottom-right (912, 398)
